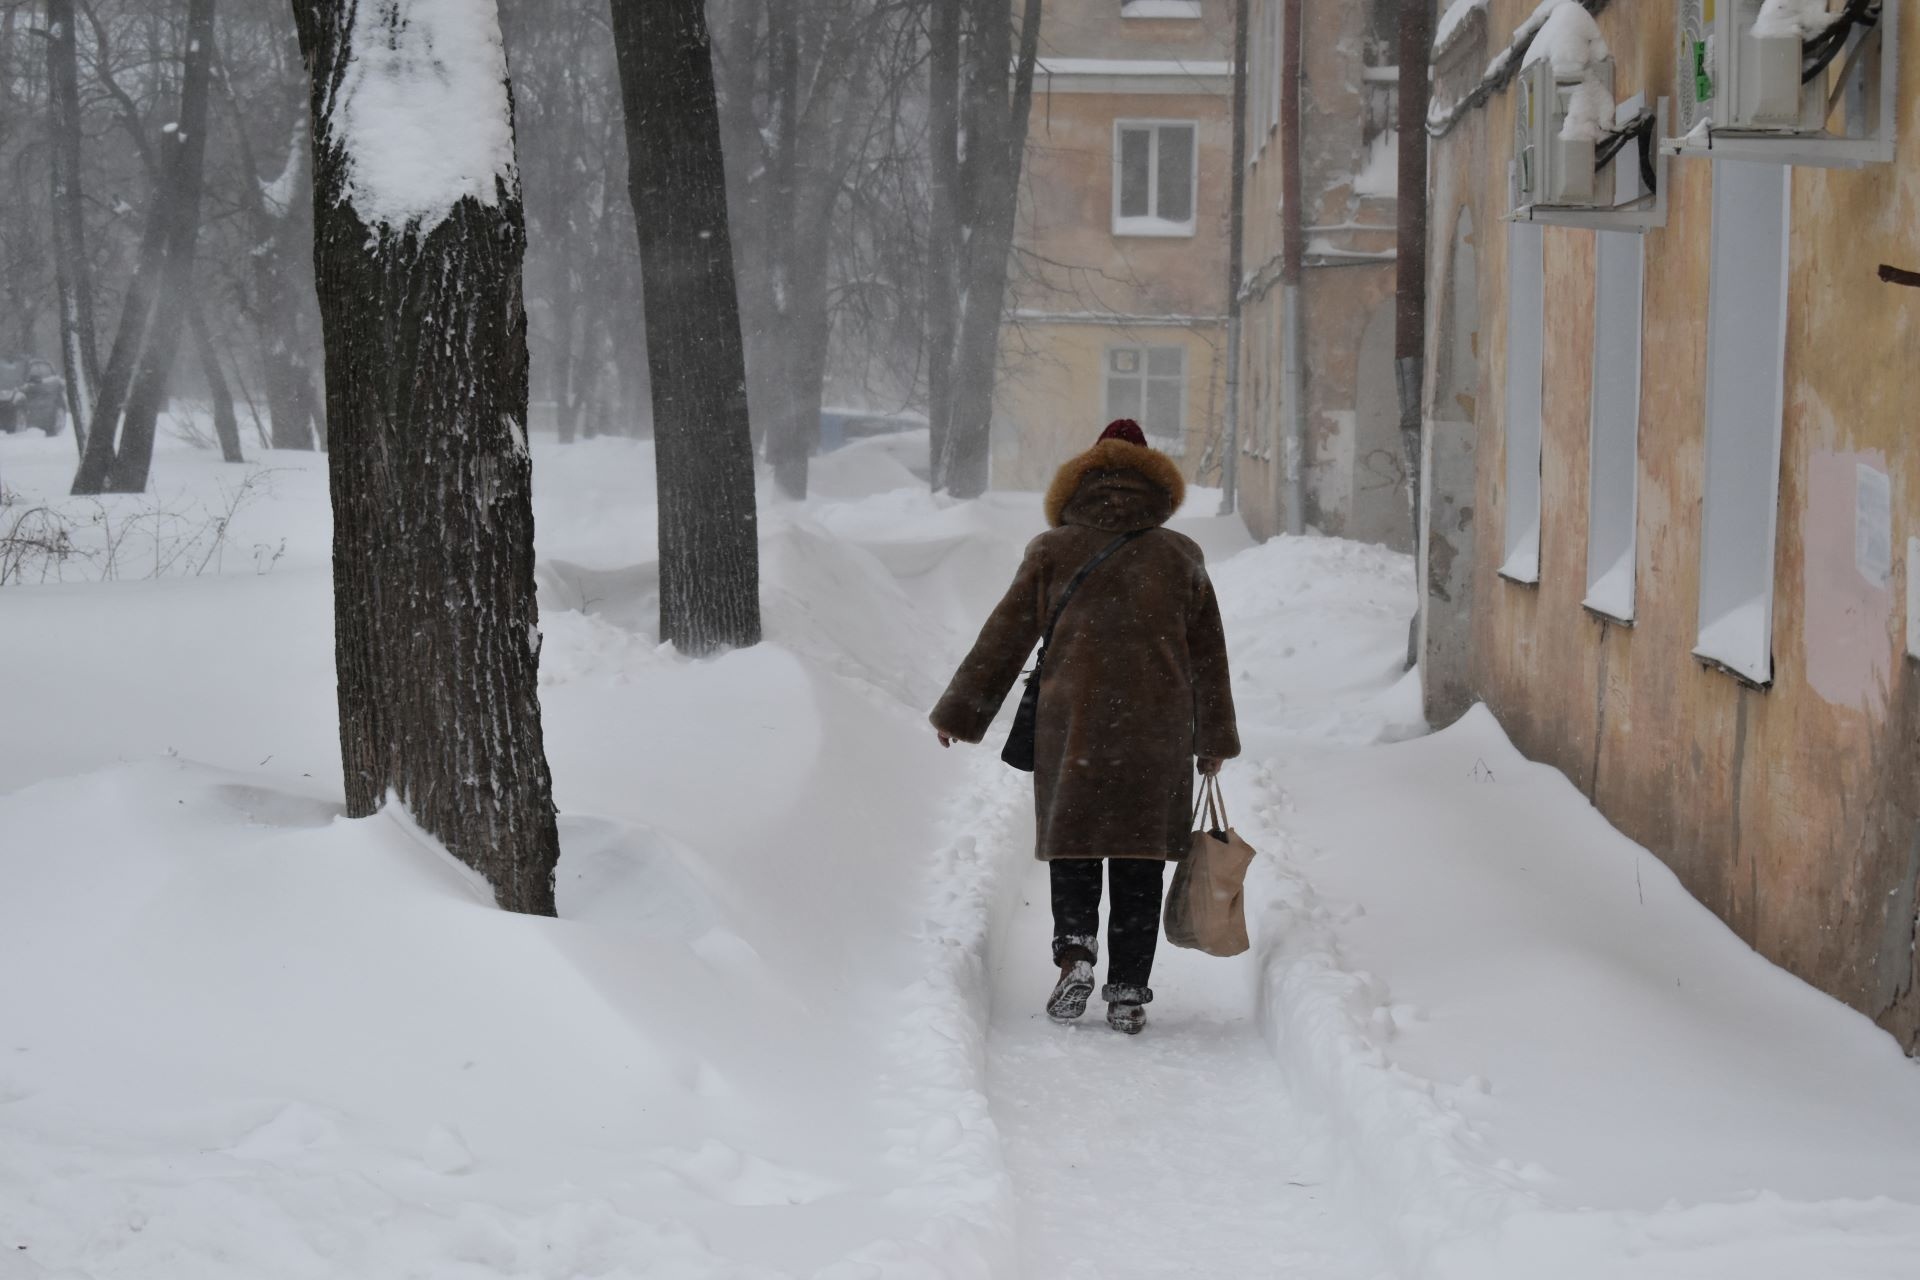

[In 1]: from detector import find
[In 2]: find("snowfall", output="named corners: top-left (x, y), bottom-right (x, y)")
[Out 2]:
top-left (2, 424), bottom-right (1918, 1280)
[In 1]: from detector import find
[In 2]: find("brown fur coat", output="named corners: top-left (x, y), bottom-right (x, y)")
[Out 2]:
top-left (930, 439), bottom-right (1240, 861)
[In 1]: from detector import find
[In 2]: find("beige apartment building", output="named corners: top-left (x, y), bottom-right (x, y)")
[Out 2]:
top-left (991, 0), bottom-right (1234, 491)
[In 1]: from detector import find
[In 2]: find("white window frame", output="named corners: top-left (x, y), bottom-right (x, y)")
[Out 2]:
top-left (1113, 120), bottom-right (1199, 237)
top-left (1583, 231), bottom-right (1645, 623)
top-left (1500, 222), bottom-right (1545, 584)
top-left (1695, 160), bottom-right (1791, 686)
top-left (1103, 343), bottom-right (1188, 456)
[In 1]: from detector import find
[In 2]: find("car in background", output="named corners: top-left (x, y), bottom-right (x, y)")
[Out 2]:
top-left (816, 406), bottom-right (927, 454)
top-left (0, 355), bottom-right (67, 437)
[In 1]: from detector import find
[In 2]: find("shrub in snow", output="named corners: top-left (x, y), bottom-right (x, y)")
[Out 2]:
top-left (1522, 2), bottom-right (1614, 143)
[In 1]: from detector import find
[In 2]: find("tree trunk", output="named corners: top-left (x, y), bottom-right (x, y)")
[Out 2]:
top-left (190, 308), bottom-right (244, 464)
top-left (609, 0), bottom-right (762, 655)
top-left (46, 0), bottom-right (99, 460)
top-left (212, 59), bottom-right (323, 454)
top-left (291, 0), bottom-right (562, 916)
top-left (940, 0), bottom-right (1043, 499)
top-left (924, 0), bottom-right (960, 489)
top-left (72, 0), bottom-right (217, 495)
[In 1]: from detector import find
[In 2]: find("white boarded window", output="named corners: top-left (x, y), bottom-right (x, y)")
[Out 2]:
top-left (1114, 122), bottom-right (1197, 236)
top-left (1696, 161), bottom-right (1790, 684)
top-left (1106, 345), bottom-right (1186, 455)
top-left (1501, 222), bottom-right (1545, 583)
top-left (1584, 231), bottom-right (1645, 622)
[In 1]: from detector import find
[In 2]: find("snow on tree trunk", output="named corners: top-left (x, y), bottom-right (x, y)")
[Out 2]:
top-left (291, 0), bottom-right (561, 916)
top-left (72, 0), bottom-right (217, 496)
top-left (46, 0), bottom-right (99, 459)
top-left (608, 0), bottom-right (763, 656)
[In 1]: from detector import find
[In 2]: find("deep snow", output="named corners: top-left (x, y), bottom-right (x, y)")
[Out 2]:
top-left (2, 422), bottom-right (1918, 1279)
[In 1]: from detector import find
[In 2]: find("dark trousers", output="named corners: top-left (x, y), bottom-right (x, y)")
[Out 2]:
top-left (1050, 858), bottom-right (1167, 999)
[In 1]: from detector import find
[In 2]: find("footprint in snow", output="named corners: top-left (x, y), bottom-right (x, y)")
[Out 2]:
top-left (655, 1138), bottom-right (844, 1206)
top-left (227, 1102), bottom-right (339, 1160)
top-left (423, 1123), bottom-right (475, 1175)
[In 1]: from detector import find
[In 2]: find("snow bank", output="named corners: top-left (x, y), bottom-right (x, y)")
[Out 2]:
top-left (0, 430), bottom-right (1036, 1276)
top-left (327, 0), bottom-right (517, 231)
top-left (1239, 694), bottom-right (1920, 1279)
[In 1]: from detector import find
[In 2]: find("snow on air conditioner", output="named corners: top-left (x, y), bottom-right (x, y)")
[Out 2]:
top-left (1666, 0), bottom-right (1897, 167)
top-left (1509, 4), bottom-right (1669, 231)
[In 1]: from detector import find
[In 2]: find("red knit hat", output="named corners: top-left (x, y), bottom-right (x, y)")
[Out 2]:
top-left (1098, 418), bottom-right (1148, 447)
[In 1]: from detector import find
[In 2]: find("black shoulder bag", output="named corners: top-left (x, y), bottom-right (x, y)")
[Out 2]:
top-left (1002, 529), bottom-right (1149, 772)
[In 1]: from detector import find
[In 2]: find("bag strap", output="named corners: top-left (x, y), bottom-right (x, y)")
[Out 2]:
top-left (1035, 529), bottom-right (1149, 668)
top-left (1192, 774), bottom-right (1229, 831)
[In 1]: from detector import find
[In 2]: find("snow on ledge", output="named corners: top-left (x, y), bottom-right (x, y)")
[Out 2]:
top-left (1035, 57), bottom-right (1232, 79)
top-left (1121, 0), bottom-right (1204, 17)
top-left (327, 0), bottom-right (517, 232)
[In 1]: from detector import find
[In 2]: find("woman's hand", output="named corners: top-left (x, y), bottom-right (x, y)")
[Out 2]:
top-left (937, 731), bottom-right (954, 748)
top-left (1197, 757), bottom-right (1223, 776)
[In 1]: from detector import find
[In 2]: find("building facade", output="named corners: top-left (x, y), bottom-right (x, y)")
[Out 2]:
top-left (991, 0), bottom-right (1233, 490)
top-left (1234, 0), bottom-right (1407, 547)
top-left (1418, 0), bottom-right (1920, 1050)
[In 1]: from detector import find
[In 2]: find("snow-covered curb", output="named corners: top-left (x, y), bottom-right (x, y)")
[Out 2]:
top-left (1240, 728), bottom-right (1920, 1280)
top-left (1242, 759), bottom-right (1537, 1277)
top-left (840, 752), bottom-right (1024, 1278)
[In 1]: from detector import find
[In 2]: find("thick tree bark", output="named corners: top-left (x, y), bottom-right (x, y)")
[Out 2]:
top-left (46, 0), bottom-right (98, 460)
top-left (72, 0), bottom-right (217, 495)
top-left (291, 0), bottom-right (562, 916)
top-left (939, 0), bottom-right (1042, 499)
top-left (609, 0), bottom-right (763, 655)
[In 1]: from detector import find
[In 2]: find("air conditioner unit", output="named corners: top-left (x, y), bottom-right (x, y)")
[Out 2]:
top-left (1511, 56), bottom-right (1613, 213)
top-left (1670, 0), bottom-right (1897, 165)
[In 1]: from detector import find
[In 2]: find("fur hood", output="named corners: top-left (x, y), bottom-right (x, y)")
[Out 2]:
top-left (1043, 438), bottom-right (1187, 531)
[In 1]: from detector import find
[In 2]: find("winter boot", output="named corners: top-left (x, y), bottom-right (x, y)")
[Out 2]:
top-left (1102, 983), bottom-right (1151, 1035)
top-left (1046, 959), bottom-right (1096, 1022)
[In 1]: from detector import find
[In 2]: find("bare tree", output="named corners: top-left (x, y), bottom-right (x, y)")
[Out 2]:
top-left (609, 0), bottom-right (762, 655)
top-left (290, 0), bottom-right (562, 915)
top-left (928, 0), bottom-right (1042, 498)
top-left (71, 0), bottom-right (216, 495)
top-left (46, 0), bottom-right (99, 457)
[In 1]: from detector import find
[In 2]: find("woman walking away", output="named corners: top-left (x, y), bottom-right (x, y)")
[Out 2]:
top-left (930, 419), bottom-right (1239, 1034)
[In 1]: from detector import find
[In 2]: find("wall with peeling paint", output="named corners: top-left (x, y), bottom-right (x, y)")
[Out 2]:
top-left (1235, 0), bottom-right (1406, 546)
top-left (1423, 0), bottom-right (1920, 1051)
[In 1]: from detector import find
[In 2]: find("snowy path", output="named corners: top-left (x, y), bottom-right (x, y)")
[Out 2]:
top-left (982, 830), bottom-right (1387, 1279)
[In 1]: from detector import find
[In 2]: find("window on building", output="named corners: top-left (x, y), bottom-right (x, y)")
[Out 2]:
top-left (1114, 121), bottom-right (1197, 235)
top-left (1696, 160), bottom-right (1790, 684)
top-left (1500, 222), bottom-right (1544, 584)
top-left (1584, 231), bottom-right (1645, 623)
top-left (1106, 345), bottom-right (1187, 455)
top-left (1121, 0), bottom-right (1203, 17)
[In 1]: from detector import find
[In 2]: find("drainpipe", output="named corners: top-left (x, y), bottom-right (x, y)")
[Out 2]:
top-left (1280, 0), bottom-right (1306, 536)
top-left (1220, 0), bottom-right (1250, 516)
